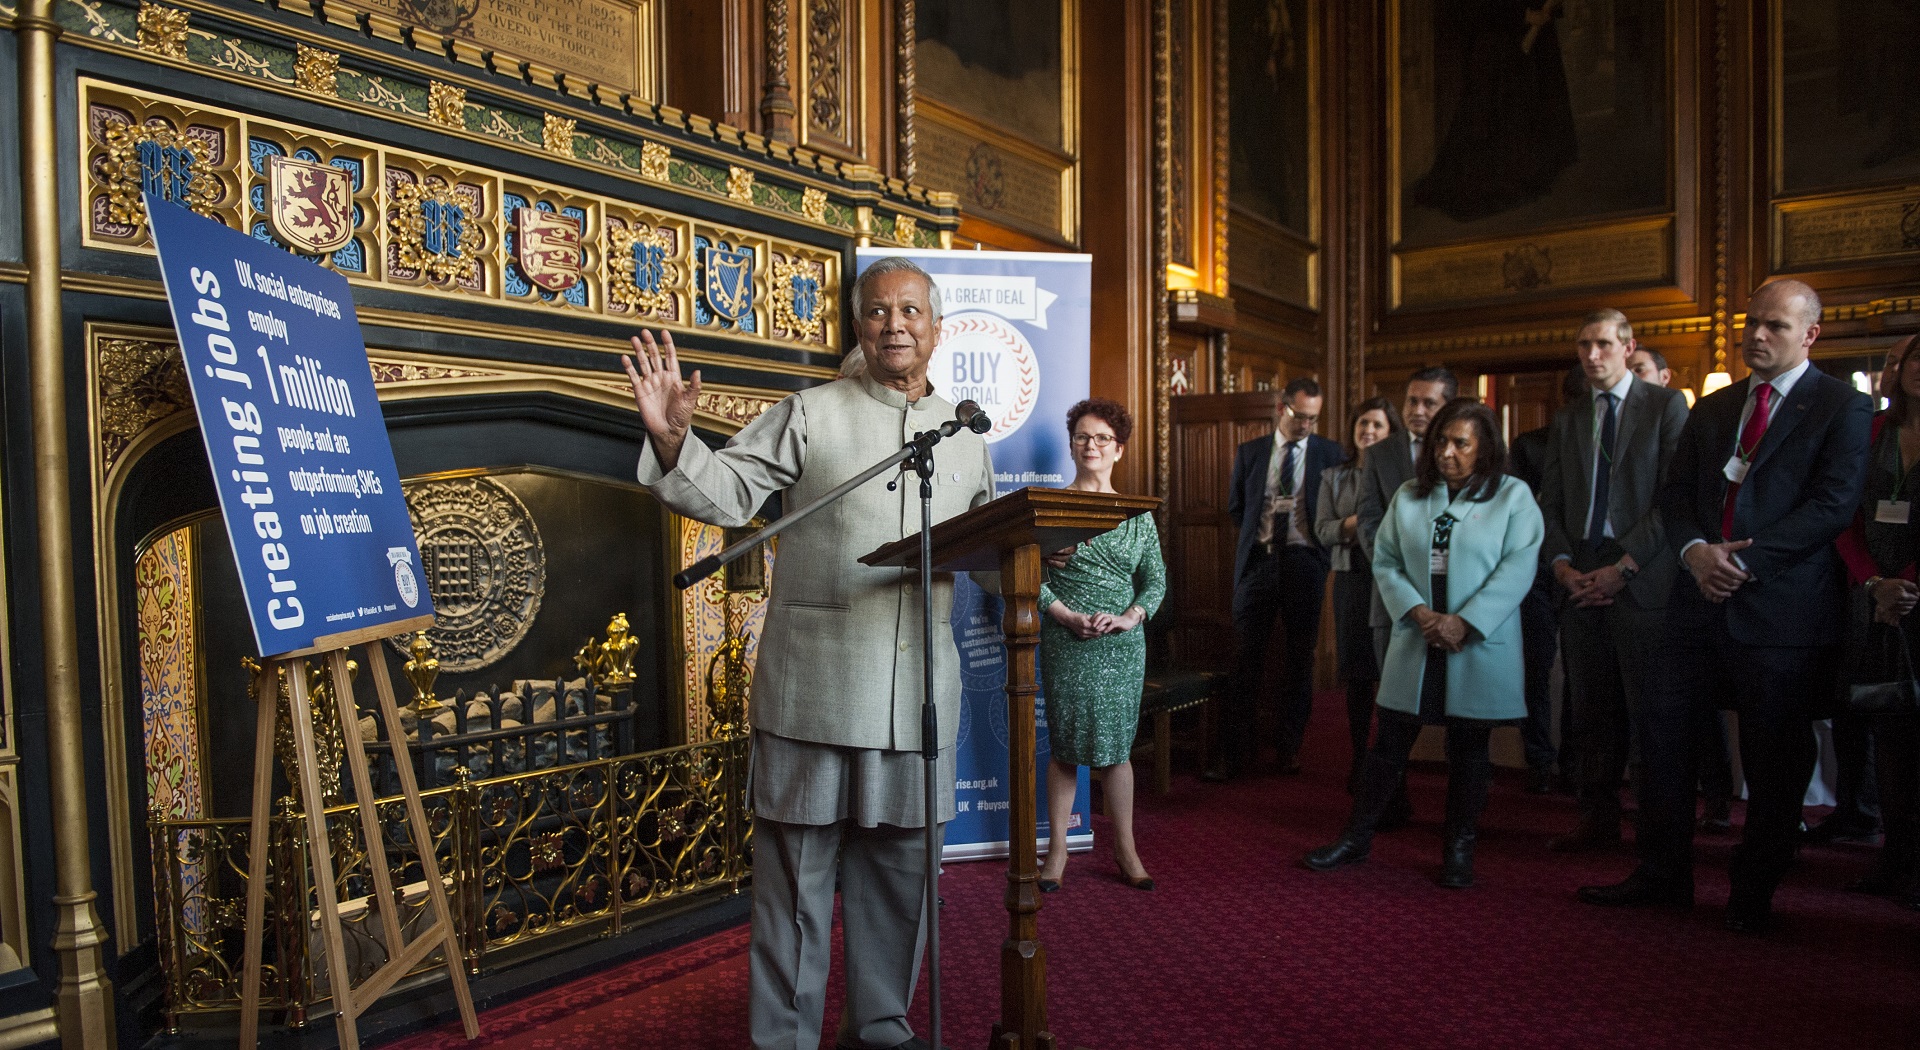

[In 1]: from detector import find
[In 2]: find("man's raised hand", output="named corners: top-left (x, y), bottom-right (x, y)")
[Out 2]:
top-left (624, 330), bottom-right (700, 470)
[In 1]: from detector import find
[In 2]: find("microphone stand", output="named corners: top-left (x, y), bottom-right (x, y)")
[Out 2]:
top-left (675, 405), bottom-right (989, 1050)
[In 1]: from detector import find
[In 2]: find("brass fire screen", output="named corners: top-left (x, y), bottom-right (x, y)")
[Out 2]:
top-left (147, 729), bottom-right (749, 1032)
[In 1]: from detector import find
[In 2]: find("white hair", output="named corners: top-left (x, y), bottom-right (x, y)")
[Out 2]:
top-left (838, 347), bottom-right (867, 378)
top-left (853, 257), bottom-right (943, 321)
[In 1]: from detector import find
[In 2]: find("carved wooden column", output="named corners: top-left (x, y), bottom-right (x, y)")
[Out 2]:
top-left (893, 0), bottom-right (916, 181)
top-left (760, 0), bottom-right (797, 141)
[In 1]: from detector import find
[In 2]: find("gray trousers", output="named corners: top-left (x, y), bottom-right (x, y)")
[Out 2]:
top-left (1560, 596), bottom-right (1663, 822)
top-left (749, 815), bottom-right (941, 1050)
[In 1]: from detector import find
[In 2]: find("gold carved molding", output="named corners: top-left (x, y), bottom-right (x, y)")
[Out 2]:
top-left (543, 113), bottom-right (577, 156)
top-left (80, 79), bottom-right (842, 350)
top-left (428, 81), bottom-right (466, 127)
top-left (135, 1), bottom-right (187, 60)
top-left (1367, 314), bottom-right (1715, 365)
top-left (294, 44), bottom-right (339, 96)
top-left (95, 334), bottom-right (193, 477)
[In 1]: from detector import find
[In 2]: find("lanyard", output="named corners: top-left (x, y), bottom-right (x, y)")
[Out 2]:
top-left (1894, 438), bottom-right (1909, 503)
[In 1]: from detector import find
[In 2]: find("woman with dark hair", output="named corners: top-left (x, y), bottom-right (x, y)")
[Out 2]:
top-left (1837, 333), bottom-right (1920, 907)
top-left (1304, 398), bottom-right (1543, 888)
top-left (1035, 398), bottom-right (1167, 892)
top-left (1315, 397), bottom-right (1406, 793)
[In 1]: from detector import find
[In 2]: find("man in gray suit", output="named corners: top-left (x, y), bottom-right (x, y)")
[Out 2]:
top-left (1540, 309), bottom-right (1690, 851)
top-left (625, 257), bottom-right (994, 1050)
top-left (1353, 367), bottom-right (1456, 823)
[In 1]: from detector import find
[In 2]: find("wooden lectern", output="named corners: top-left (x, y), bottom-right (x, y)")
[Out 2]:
top-left (863, 486), bottom-right (1161, 1050)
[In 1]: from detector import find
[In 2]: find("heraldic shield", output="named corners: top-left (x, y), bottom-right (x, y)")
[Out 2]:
top-left (703, 245), bottom-right (754, 323)
top-left (267, 156), bottom-right (355, 255)
top-left (516, 207), bottom-right (584, 293)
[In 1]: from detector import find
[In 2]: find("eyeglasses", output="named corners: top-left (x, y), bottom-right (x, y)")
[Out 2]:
top-left (1070, 433), bottom-right (1117, 447)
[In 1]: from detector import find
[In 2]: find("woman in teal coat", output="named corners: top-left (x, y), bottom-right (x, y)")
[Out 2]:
top-left (1304, 399), bottom-right (1543, 888)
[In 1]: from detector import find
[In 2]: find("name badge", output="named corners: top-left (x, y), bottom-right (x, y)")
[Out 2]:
top-left (1877, 500), bottom-right (1912, 525)
top-left (1430, 548), bottom-right (1449, 574)
top-left (1271, 496), bottom-right (1295, 516)
top-left (1723, 456), bottom-right (1750, 484)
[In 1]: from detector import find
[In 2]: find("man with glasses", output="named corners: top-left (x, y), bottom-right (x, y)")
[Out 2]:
top-left (1207, 377), bottom-right (1344, 781)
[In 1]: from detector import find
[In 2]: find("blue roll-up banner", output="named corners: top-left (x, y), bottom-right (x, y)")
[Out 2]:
top-left (146, 196), bottom-right (433, 658)
top-left (855, 248), bottom-right (1094, 862)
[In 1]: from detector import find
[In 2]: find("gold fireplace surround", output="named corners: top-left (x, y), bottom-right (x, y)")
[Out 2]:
top-left (142, 608), bottom-right (755, 1032)
top-left (92, 311), bottom-right (786, 1030)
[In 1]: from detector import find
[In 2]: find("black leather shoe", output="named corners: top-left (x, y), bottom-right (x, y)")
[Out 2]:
top-left (1302, 837), bottom-right (1370, 871)
top-left (1803, 813), bottom-right (1879, 844)
top-left (1549, 816), bottom-right (1622, 853)
top-left (1697, 813), bottom-right (1734, 834)
top-left (1436, 834), bottom-right (1475, 889)
top-left (1200, 762), bottom-right (1239, 784)
top-left (1577, 873), bottom-right (1693, 908)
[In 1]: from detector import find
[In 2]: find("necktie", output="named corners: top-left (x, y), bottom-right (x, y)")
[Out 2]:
top-left (1585, 392), bottom-right (1618, 548)
top-left (1720, 382), bottom-right (1775, 540)
top-left (1270, 441), bottom-right (1299, 541)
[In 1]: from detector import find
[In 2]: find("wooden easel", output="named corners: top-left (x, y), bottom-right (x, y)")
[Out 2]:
top-left (237, 635), bottom-right (479, 1049)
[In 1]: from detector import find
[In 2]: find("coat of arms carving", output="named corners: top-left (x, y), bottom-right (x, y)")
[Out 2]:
top-left (267, 155), bottom-right (354, 255)
top-left (515, 207), bottom-right (584, 294)
top-left (702, 245), bottom-right (755, 323)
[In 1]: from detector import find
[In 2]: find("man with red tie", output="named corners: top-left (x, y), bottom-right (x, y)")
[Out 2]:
top-left (1578, 279), bottom-right (1872, 933)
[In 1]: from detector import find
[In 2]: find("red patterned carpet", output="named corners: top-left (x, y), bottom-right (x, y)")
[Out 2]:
top-left (386, 691), bottom-right (1920, 1049)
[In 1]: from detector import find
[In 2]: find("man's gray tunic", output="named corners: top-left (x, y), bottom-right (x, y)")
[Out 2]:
top-left (637, 371), bottom-right (994, 827)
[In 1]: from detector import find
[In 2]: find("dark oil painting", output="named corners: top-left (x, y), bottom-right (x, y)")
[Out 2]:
top-left (1397, 0), bottom-right (1669, 247)
top-left (1229, 0), bottom-right (1313, 237)
top-left (1778, 0), bottom-right (1920, 194)
top-left (916, 0), bottom-right (1065, 149)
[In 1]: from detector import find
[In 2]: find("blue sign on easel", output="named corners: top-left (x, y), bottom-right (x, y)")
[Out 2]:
top-left (146, 196), bottom-right (433, 657)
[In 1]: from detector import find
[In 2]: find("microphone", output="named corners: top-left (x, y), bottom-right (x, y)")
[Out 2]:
top-left (953, 400), bottom-right (991, 434)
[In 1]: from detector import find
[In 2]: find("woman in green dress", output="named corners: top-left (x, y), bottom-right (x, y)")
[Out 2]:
top-left (1035, 398), bottom-right (1167, 892)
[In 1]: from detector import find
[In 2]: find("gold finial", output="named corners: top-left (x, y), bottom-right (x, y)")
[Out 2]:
top-left (574, 635), bottom-right (603, 679)
top-left (601, 613), bottom-right (638, 688)
top-left (404, 632), bottom-right (443, 714)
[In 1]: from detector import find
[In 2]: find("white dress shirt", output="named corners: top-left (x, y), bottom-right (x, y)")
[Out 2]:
top-left (1587, 371), bottom-right (1636, 541)
top-left (1259, 434), bottom-right (1312, 546)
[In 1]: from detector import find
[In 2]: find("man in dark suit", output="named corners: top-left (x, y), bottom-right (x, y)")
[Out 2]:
top-left (1579, 279), bottom-right (1872, 933)
top-left (1507, 366), bottom-right (1591, 795)
top-left (1357, 367), bottom-right (1457, 664)
top-left (1540, 310), bottom-right (1690, 851)
top-left (1206, 377), bottom-right (1344, 781)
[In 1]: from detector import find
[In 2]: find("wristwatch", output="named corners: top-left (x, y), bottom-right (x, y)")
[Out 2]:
top-left (1614, 559), bottom-right (1638, 582)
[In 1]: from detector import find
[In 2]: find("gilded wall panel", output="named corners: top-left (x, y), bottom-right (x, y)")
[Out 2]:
top-left (78, 80), bottom-right (840, 351)
top-left (324, 0), bottom-right (660, 100)
top-left (915, 101), bottom-right (1072, 243)
top-left (677, 520), bottom-right (772, 745)
top-left (1393, 218), bottom-right (1674, 311)
top-left (133, 529), bottom-right (209, 934)
top-left (1775, 190), bottom-right (1920, 271)
top-left (1230, 213), bottom-right (1314, 309)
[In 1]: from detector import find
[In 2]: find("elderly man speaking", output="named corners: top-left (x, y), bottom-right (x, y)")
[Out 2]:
top-left (625, 256), bottom-right (993, 1050)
